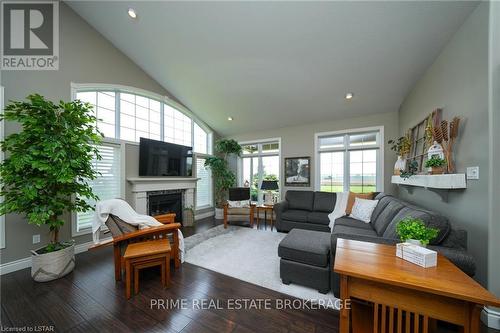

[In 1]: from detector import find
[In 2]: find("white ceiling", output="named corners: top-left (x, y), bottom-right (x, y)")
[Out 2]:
top-left (67, 1), bottom-right (478, 136)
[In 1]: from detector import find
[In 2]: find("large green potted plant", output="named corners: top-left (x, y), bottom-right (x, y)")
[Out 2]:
top-left (204, 139), bottom-right (242, 219)
top-left (0, 94), bottom-right (102, 281)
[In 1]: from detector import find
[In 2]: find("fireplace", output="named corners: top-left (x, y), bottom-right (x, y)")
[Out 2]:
top-left (147, 190), bottom-right (183, 223)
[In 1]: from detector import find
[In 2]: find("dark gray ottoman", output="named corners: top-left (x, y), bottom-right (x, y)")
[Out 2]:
top-left (278, 229), bottom-right (331, 294)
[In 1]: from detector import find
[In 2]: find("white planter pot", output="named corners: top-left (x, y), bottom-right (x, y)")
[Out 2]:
top-left (407, 239), bottom-right (426, 247)
top-left (215, 208), bottom-right (224, 220)
top-left (31, 243), bottom-right (75, 282)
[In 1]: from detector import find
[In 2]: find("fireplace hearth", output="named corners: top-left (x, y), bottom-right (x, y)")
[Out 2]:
top-left (147, 190), bottom-right (183, 223)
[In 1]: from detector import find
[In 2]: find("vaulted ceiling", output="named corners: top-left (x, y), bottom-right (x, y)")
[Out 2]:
top-left (68, 1), bottom-right (478, 136)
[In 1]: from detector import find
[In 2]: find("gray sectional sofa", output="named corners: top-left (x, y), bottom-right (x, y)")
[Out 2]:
top-left (275, 191), bottom-right (476, 296)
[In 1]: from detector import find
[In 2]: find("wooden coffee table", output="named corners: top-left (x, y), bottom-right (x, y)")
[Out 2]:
top-left (256, 204), bottom-right (274, 230)
top-left (334, 239), bottom-right (500, 333)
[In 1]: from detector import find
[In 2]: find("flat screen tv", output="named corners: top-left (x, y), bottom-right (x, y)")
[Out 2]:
top-left (139, 138), bottom-right (193, 177)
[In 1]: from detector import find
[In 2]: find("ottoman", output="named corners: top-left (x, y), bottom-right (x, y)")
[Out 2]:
top-left (278, 229), bottom-right (331, 294)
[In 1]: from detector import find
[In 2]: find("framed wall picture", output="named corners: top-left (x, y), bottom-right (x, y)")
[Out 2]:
top-left (284, 157), bottom-right (310, 186)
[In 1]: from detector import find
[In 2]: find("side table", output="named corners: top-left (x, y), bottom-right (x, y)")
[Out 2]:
top-left (256, 205), bottom-right (275, 231)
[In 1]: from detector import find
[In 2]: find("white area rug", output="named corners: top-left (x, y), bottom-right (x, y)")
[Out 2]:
top-left (185, 226), bottom-right (337, 303)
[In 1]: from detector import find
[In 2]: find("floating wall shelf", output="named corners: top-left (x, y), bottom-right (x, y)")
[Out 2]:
top-left (391, 174), bottom-right (466, 189)
top-left (391, 174), bottom-right (467, 202)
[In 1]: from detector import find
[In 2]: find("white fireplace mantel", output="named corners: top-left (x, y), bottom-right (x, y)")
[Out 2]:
top-left (126, 177), bottom-right (200, 216)
top-left (127, 177), bottom-right (199, 193)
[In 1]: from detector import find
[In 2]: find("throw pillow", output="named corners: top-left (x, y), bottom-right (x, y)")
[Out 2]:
top-left (350, 197), bottom-right (379, 223)
top-left (227, 200), bottom-right (250, 208)
top-left (328, 192), bottom-right (349, 230)
top-left (345, 192), bottom-right (374, 215)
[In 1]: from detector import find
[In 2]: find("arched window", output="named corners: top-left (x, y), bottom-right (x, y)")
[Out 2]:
top-left (72, 83), bottom-right (212, 154)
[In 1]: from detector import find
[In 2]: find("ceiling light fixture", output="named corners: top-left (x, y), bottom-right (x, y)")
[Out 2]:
top-left (127, 8), bottom-right (137, 19)
top-left (227, 117), bottom-right (233, 121)
top-left (345, 92), bottom-right (354, 100)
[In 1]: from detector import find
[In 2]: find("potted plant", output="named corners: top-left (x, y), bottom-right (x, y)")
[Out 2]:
top-left (388, 132), bottom-right (411, 175)
top-left (204, 139), bottom-right (242, 219)
top-left (424, 156), bottom-right (447, 175)
top-left (396, 217), bottom-right (439, 247)
top-left (0, 94), bottom-right (103, 282)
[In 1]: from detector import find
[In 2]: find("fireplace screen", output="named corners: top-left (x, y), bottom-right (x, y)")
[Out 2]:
top-left (147, 190), bottom-right (183, 223)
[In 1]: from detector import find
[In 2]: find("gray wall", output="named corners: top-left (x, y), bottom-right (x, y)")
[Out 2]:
top-left (0, 3), bottom-right (175, 263)
top-left (228, 111), bottom-right (399, 196)
top-left (397, 3), bottom-right (490, 285)
top-left (488, 1), bottom-right (500, 299)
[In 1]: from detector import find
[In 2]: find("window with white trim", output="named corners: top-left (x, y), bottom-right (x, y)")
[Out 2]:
top-left (75, 143), bottom-right (122, 234)
top-left (316, 129), bottom-right (382, 193)
top-left (239, 140), bottom-right (280, 203)
top-left (74, 86), bottom-right (212, 151)
top-left (119, 93), bottom-right (161, 141)
top-left (195, 157), bottom-right (213, 209)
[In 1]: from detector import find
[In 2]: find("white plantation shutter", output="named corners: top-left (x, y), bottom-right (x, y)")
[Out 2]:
top-left (196, 157), bottom-right (212, 209)
top-left (76, 144), bottom-right (122, 233)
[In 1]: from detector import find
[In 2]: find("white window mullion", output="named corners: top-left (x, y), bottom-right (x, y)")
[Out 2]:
top-left (115, 91), bottom-right (120, 139)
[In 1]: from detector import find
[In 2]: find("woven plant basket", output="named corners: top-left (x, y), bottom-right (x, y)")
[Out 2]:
top-left (31, 243), bottom-right (75, 282)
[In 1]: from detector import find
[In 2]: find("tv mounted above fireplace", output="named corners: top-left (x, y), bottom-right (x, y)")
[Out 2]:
top-left (139, 138), bottom-right (193, 177)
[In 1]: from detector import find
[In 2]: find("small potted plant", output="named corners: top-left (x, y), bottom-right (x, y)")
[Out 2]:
top-left (0, 94), bottom-right (102, 282)
top-left (396, 217), bottom-right (439, 247)
top-left (424, 156), bottom-right (447, 175)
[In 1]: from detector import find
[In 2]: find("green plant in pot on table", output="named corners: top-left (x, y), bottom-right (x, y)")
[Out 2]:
top-left (204, 139), bottom-right (242, 219)
top-left (0, 94), bottom-right (103, 281)
top-left (425, 156), bottom-right (447, 175)
top-left (396, 216), bottom-right (439, 247)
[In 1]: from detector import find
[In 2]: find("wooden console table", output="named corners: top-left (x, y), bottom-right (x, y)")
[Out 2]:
top-left (334, 239), bottom-right (500, 333)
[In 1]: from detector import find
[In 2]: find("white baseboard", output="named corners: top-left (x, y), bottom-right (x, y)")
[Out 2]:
top-left (195, 210), bottom-right (215, 220)
top-left (482, 306), bottom-right (500, 329)
top-left (0, 238), bottom-right (112, 276)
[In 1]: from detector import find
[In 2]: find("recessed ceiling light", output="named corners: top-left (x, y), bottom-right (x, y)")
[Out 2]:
top-left (345, 92), bottom-right (354, 100)
top-left (227, 117), bottom-right (233, 121)
top-left (127, 8), bottom-right (137, 19)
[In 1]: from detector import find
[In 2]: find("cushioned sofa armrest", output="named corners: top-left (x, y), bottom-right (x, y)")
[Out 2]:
top-left (274, 201), bottom-right (289, 231)
top-left (427, 245), bottom-right (476, 277)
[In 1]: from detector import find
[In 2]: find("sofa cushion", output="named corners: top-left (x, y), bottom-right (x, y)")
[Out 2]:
top-left (332, 224), bottom-right (379, 238)
top-left (307, 212), bottom-right (330, 225)
top-left (278, 229), bottom-right (331, 267)
top-left (370, 195), bottom-right (393, 223)
top-left (334, 216), bottom-right (375, 231)
top-left (313, 192), bottom-right (337, 212)
top-left (383, 207), bottom-right (450, 245)
top-left (371, 199), bottom-right (406, 236)
top-left (282, 209), bottom-right (309, 222)
top-left (286, 190), bottom-right (314, 211)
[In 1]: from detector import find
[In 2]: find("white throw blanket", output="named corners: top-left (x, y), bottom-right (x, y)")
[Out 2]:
top-left (93, 199), bottom-right (184, 262)
top-left (328, 192), bottom-right (349, 231)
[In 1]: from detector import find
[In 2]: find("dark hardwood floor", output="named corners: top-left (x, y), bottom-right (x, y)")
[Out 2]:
top-left (1, 217), bottom-right (497, 333)
top-left (0, 218), bottom-right (338, 333)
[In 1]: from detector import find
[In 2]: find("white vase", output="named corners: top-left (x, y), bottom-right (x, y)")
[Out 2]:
top-left (215, 208), bottom-right (224, 220)
top-left (31, 243), bottom-right (75, 282)
top-left (394, 156), bottom-right (407, 175)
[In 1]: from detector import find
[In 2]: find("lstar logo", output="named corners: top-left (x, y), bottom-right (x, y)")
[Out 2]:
top-left (1, 1), bottom-right (59, 70)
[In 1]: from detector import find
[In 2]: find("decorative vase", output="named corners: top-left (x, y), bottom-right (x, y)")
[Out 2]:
top-left (183, 210), bottom-right (194, 227)
top-left (31, 243), bottom-right (75, 282)
top-left (215, 208), bottom-right (224, 219)
top-left (394, 156), bottom-right (406, 175)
